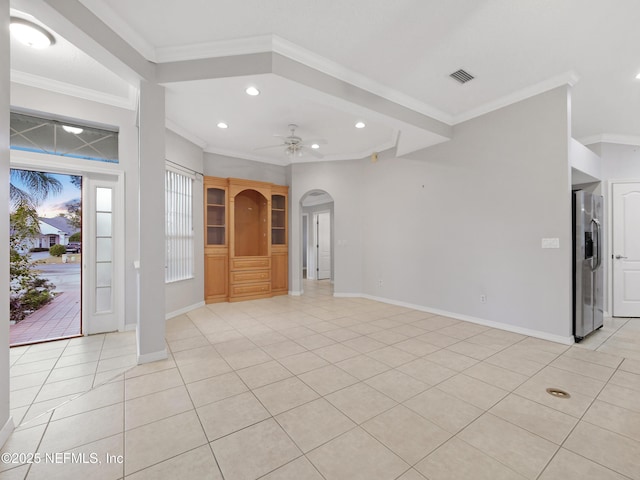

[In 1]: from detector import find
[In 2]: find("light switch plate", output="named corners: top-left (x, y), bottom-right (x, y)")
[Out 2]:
top-left (541, 238), bottom-right (560, 249)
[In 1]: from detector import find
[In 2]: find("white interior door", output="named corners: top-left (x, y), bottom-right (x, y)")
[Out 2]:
top-left (83, 174), bottom-right (124, 334)
top-left (612, 182), bottom-right (640, 317)
top-left (316, 212), bottom-right (331, 280)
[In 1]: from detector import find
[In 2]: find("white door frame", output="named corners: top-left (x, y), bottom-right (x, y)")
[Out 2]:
top-left (609, 178), bottom-right (640, 317)
top-left (10, 152), bottom-right (126, 334)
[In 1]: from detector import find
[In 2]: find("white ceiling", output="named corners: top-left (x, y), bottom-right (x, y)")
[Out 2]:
top-left (9, 0), bottom-right (640, 164)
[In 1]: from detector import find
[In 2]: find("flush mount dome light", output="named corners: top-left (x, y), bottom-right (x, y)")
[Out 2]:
top-left (355, 121), bottom-right (366, 129)
top-left (311, 143), bottom-right (320, 149)
top-left (217, 122), bottom-right (228, 129)
top-left (62, 125), bottom-right (83, 135)
top-left (10, 17), bottom-right (56, 49)
top-left (245, 86), bottom-right (260, 96)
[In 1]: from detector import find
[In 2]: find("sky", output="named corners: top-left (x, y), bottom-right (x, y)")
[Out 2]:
top-left (10, 170), bottom-right (81, 218)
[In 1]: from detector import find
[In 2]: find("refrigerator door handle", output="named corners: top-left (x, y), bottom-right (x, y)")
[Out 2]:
top-left (591, 218), bottom-right (602, 271)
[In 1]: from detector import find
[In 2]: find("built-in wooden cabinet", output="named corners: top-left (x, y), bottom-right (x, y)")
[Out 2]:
top-left (204, 177), bottom-right (288, 303)
top-left (204, 177), bottom-right (228, 303)
top-left (271, 186), bottom-right (288, 296)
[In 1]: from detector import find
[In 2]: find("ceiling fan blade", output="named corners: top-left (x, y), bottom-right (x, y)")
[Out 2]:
top-left (300, 138), bottom-right (328, 146)
top-left (253, 144), bottom-right (284, 151)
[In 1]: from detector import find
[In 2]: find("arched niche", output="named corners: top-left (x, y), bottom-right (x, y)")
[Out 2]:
top-left (234, 188), bottom-right (268, 256)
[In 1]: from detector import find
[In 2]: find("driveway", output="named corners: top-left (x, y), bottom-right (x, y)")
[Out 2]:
top-left (30, 251), bottom-right (81, 293)
top-left (34, 262), bottom-right (81, 293)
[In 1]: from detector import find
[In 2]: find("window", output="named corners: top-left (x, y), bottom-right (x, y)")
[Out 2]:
top-left (165, 168), bottom-right (194, 283)
top-left (10, 112), bottom-right (119, 163)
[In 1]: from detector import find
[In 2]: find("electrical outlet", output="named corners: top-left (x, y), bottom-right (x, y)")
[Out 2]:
top-left (480, 295), bottom-right (487, 304)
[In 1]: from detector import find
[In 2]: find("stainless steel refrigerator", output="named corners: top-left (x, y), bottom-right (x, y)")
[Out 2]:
top-left (573, 190), bottom-right (604, 340)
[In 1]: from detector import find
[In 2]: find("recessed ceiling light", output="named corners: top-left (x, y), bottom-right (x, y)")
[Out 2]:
top-left (10, 17), bottom-right (55, 49)
top-left (217, 122), bottom-right (228, 129)
top-left (62, 125), bottom-right (83, 135)
top-left (355, 121), bottom-right (366, 129)
top-left (245, 86), bottom-right (260, 96)
top-left (311, 144), bottom-right (320, 149)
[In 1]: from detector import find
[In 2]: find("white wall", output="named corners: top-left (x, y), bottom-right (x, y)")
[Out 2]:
top-left (1, 0), bottom-right (13, 450)
top-left (597, 142), bottom-right (640, 180)
top-left (204, 153), bottom-right (287, 185)
top-left (165, 129), bottom-right (205, 317)
top-left (570, 138), bottom-right (601, 183)
top-left (360, 87), bottom-right (573, 341)
top-left (290, 160), bottom-right (364, 295)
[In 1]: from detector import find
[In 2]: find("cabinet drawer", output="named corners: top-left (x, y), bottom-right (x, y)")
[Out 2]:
top-left (231, 282), bottom-right (271, 296)
top-left (231, 270), bottom-right (271, 283)
top-left (231, 257), bottom-right (271, 270)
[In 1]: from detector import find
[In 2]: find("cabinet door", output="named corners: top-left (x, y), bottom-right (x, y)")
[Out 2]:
top-left (271, 252), bottom-right (288, 294)
top-left (206, 187), bottom-right (226, 246)
top-left (205, 254), bottom-right (228, 301)
top-left (271, 193), bottom-right (287, 246)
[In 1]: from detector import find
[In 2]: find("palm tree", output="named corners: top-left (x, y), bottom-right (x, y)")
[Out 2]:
top-left (10, 169), bottom-right (62, 209)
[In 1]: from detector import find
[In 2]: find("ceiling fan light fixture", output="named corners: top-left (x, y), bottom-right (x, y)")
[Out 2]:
top-left (245, 86), bottom-right (260, 96)
top-left (217, 122), bottom-right (228, 129)
top-left (355, 121), bottom-right (366, 129)
top-left (10, 17), bottom-right (55, 49)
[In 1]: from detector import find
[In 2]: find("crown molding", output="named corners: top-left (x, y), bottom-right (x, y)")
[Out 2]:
top-left (154, 34), bottom-right (452, 125)
top-left (270, 36), bottom-right (453, 125)
top-left (452, 71), bottom-right (580, 125)
top-left (204, 145), bottom-right (290, 166)
top-left (577, 133), bottom-right (640, 147)
top-left (156, 35), bottom-right (274, 63)
top-left (11, 70), bottom-right (138, 110)
top-left (165, 118), bottom-right (208, 149)
top-left (203, 138), bottom-right (398, 166)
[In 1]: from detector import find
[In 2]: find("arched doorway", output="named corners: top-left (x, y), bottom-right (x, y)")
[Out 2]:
top-left (300, 190), bottom-right (334, 293)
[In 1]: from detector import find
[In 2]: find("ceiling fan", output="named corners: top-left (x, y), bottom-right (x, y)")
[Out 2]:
top-left (255, 124), bottom-right (327, 159)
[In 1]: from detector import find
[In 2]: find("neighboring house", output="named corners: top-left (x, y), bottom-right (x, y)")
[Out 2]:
top-left (25, 217), bottom-right (80, 251)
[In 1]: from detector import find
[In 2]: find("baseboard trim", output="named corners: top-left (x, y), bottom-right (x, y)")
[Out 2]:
top-left (0, 416), bottom-right (15, 450)
top-left (166, 301), bottom-right (206, 320)
top-left (358, 292), bottom-right (575, 345)
top-left (289, 290), bottom-right (302, 296)
top-left (137, 348), bottom-right (168, 365)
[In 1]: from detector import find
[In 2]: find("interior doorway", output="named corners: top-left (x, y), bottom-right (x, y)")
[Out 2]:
top-left (9, 168), bottom-right (82, 346)
top-left (300, 190), bottom-right (334, 286)
top-left (612, 181), bottom-right (640, 317)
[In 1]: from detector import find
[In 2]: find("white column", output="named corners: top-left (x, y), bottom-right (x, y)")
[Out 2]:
top-left (137, 80), bottom-right (168, 364)
top-left (0, 0), bottom-right (15, 448)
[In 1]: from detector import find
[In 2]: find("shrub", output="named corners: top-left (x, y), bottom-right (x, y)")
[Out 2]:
top-left (69, 232), bottom-right (81, 242)
top-left (49, 244), bottom-right (66, 257)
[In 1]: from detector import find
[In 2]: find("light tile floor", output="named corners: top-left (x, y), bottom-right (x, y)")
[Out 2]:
top-left (2, 280), bottom-right (640, 480)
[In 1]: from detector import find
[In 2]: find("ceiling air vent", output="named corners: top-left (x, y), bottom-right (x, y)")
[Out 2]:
top-left (450, 69), bottom-right (474, 84)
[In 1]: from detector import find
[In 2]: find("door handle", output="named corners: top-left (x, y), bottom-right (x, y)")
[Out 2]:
top-left (591, 219), bottom-right (601, 271)
top-left (615, 255), bottom-right (628, 259)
